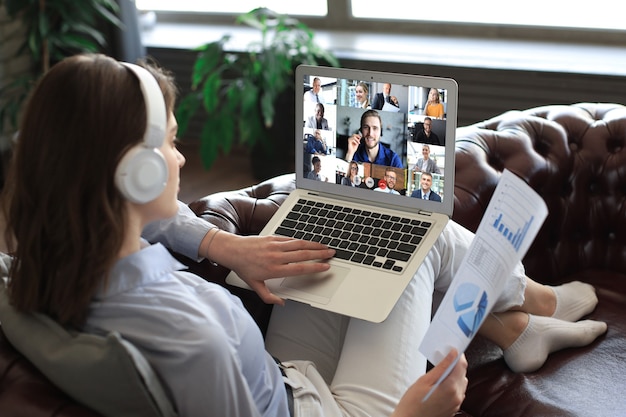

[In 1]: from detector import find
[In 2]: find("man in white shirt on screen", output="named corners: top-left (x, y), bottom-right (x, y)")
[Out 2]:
top-left (374, 168), bottom-right (400, 195)
top-left (303, 77), bottom-right (323, 103)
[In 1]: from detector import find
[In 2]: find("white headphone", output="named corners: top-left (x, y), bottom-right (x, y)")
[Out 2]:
top-left (114, 62), bottom-right (168, 204)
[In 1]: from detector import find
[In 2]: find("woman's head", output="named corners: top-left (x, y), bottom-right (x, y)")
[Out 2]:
top-left (428, 88), bottom-right (440, 103)
top-left (349, 161), bottom-right (359, 179)
top-left (2, 53), bottom-right (179, 326)
top-left (355, 82), bottom-right (370, 107)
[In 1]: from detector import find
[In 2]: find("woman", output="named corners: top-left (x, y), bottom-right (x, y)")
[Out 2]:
top-left (2, 54), bottom-right (606, 417)
top-left (424, 87), bottom-right (445, 119)
top-left (341, 161), bottom-right (361, 186)
top-left (354, 81), bottom-right (370, 109)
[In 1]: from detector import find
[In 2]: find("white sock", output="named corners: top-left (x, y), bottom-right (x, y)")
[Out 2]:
top-left (503, 315), bottom-right (607, 373)
top-left (551, 281), bottom-right (598, 322)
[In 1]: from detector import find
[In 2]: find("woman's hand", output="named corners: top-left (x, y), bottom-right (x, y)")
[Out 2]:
top-left (205, 233), bottom-right (335, 304)
top-left (392, 349), bottom-right (468, 417)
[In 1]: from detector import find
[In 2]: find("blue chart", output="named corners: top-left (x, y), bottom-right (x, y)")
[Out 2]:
top-left (489, 180), bottom-right (538, 253)
top-left (453, 282), bottom-right (488, 338)
top-left (493, 212), bottom-right (534, 252)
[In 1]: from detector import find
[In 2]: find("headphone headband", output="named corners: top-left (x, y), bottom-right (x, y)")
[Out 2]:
top-left (120, 62), bottom-right (167, 148)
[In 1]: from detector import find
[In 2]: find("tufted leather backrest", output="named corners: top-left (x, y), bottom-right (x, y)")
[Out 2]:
top-left (189, 173), bottom-right (296, 236)
top-left (452, 103), bottom-right (626, 283)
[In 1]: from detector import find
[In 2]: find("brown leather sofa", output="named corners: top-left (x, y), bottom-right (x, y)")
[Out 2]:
top-left (2, 103), bottom-right (625, 416)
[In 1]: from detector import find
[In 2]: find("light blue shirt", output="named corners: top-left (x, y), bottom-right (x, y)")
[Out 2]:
top-left (141, 201), bottom-right (211, 261)
top-left (84, 242), bottom-right (289, 417)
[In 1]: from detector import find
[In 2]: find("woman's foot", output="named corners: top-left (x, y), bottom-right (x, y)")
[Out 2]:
top-left (503, 315), bottom-right (607, 373)
top-left (550, 281), bottom-right (598, 322)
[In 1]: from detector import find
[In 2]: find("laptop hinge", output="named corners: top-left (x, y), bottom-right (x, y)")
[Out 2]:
top-left (418, 210), bottom-right (433, 216)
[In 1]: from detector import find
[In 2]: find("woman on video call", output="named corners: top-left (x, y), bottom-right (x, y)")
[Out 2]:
top-left (2, 53), bottom-right (607, 417)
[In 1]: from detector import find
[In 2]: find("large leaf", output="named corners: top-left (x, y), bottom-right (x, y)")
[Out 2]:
top-left (201, 72), bottom-right (222, 113)
top-left (65, 22), bottom-right (108, 46)
top-left (48, 33), bottom-right (100, 53)
top-left (199, 119), bottom-right (220, 169)
top-left (91, 1), bottom-right (122, 27)
top-left (238, 108), bottom-right (263, 148)
top-left (216, 112), bottom-right (236, 155)
top-left (191, 38), bottom-right (229, 89)
top-left (174, 93), bottom-right (201, 138)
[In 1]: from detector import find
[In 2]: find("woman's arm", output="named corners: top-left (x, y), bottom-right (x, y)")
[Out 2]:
top-left (202, 232), bottom-right (335, 305)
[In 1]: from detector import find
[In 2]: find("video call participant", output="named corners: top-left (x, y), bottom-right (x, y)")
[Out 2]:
top-left (424, 87), bottom-right (445, 119)
top-left (413, 144), bottom-right (441, 174)
top-left (354, 82), bottom-right (370, 109)
top-left (411, 171), bottom-right (442, 201)
top-left (345, 109), bottom-right (403, 168)
top-left (305, 130), bottom-right (329, 155)
top-left (307, 156), bottom-right (327, 181)
top-left (305, 103), bottom-right (330, 130)
top-left (304, 77), bottom-right (323, 103)
top-left (374, 167), bottom-right (400, 195)
top-left (371, 83), bottom-right (398, 110)
top-left (415, 117), bottom-right (441, 146)
top-left (341, 161), bottom-right (361, 187)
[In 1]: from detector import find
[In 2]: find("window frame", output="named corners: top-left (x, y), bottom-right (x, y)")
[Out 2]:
top-left (142, 0), bottom-right (626, 47)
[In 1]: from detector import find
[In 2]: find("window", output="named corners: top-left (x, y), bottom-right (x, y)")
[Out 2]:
top-left (351, 0), bottom-right (624, 31)
top-left (138, 0), bottom-right (624, 32)
top-left (135, 1), bottom-right (327, 16)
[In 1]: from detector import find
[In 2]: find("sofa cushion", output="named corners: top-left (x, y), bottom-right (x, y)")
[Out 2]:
top-left (0, 285), bottom-right (176, 417)
top-left (453, 103), bottom-right (626, 283)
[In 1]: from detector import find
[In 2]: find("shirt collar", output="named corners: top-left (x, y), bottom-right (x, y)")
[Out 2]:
top-left (95, 241), bottom-right (187, 299)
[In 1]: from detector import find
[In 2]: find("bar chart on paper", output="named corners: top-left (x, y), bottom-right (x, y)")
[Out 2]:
top-left (492, 212), bottom-right (534, 252)
top-left (488, 178), bottom-right (540, 254)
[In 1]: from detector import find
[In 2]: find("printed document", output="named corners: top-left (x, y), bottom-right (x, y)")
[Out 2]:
top-left (419, 169), bottom-right (548, 398)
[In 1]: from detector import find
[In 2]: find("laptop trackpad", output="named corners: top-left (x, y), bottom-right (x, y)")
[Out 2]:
top-left (279, 265), bottom-right (348, 305)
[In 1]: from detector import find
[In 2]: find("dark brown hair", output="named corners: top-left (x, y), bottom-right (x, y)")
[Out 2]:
top-left (2, 53), bottom-right (177, 327)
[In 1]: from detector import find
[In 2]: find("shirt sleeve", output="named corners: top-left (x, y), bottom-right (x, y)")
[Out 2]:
top-left (142, 201), bottom-right (214, 261)
top-left (305, 136), bottom-right (315, 154)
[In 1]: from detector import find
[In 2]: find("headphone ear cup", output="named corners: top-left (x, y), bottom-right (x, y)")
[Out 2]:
top-left (115, 146), bottom-right (168, 204)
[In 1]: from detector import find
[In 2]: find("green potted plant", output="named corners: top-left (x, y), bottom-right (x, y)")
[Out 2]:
top-left (176, 7), bottom-right (339, 180)
top-left (0, 0), bottom-right (121, 141)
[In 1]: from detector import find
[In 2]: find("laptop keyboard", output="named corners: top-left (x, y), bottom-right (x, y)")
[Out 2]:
top-left (274, 198), bottom-right (432, 273)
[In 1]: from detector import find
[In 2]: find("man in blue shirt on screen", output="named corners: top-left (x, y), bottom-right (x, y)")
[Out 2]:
top-left (345, 109), bottom-right (403, 168)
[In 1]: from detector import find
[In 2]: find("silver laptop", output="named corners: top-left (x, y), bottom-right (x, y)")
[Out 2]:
top-left (227, 65), bottom-right (458, 322)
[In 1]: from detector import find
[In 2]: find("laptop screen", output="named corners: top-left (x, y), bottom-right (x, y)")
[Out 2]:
top-left (295, 65), bottom-right (458, 217)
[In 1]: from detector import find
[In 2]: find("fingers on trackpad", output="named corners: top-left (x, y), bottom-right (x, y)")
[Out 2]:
top-left (279, 265), bottom-right (348, 304)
